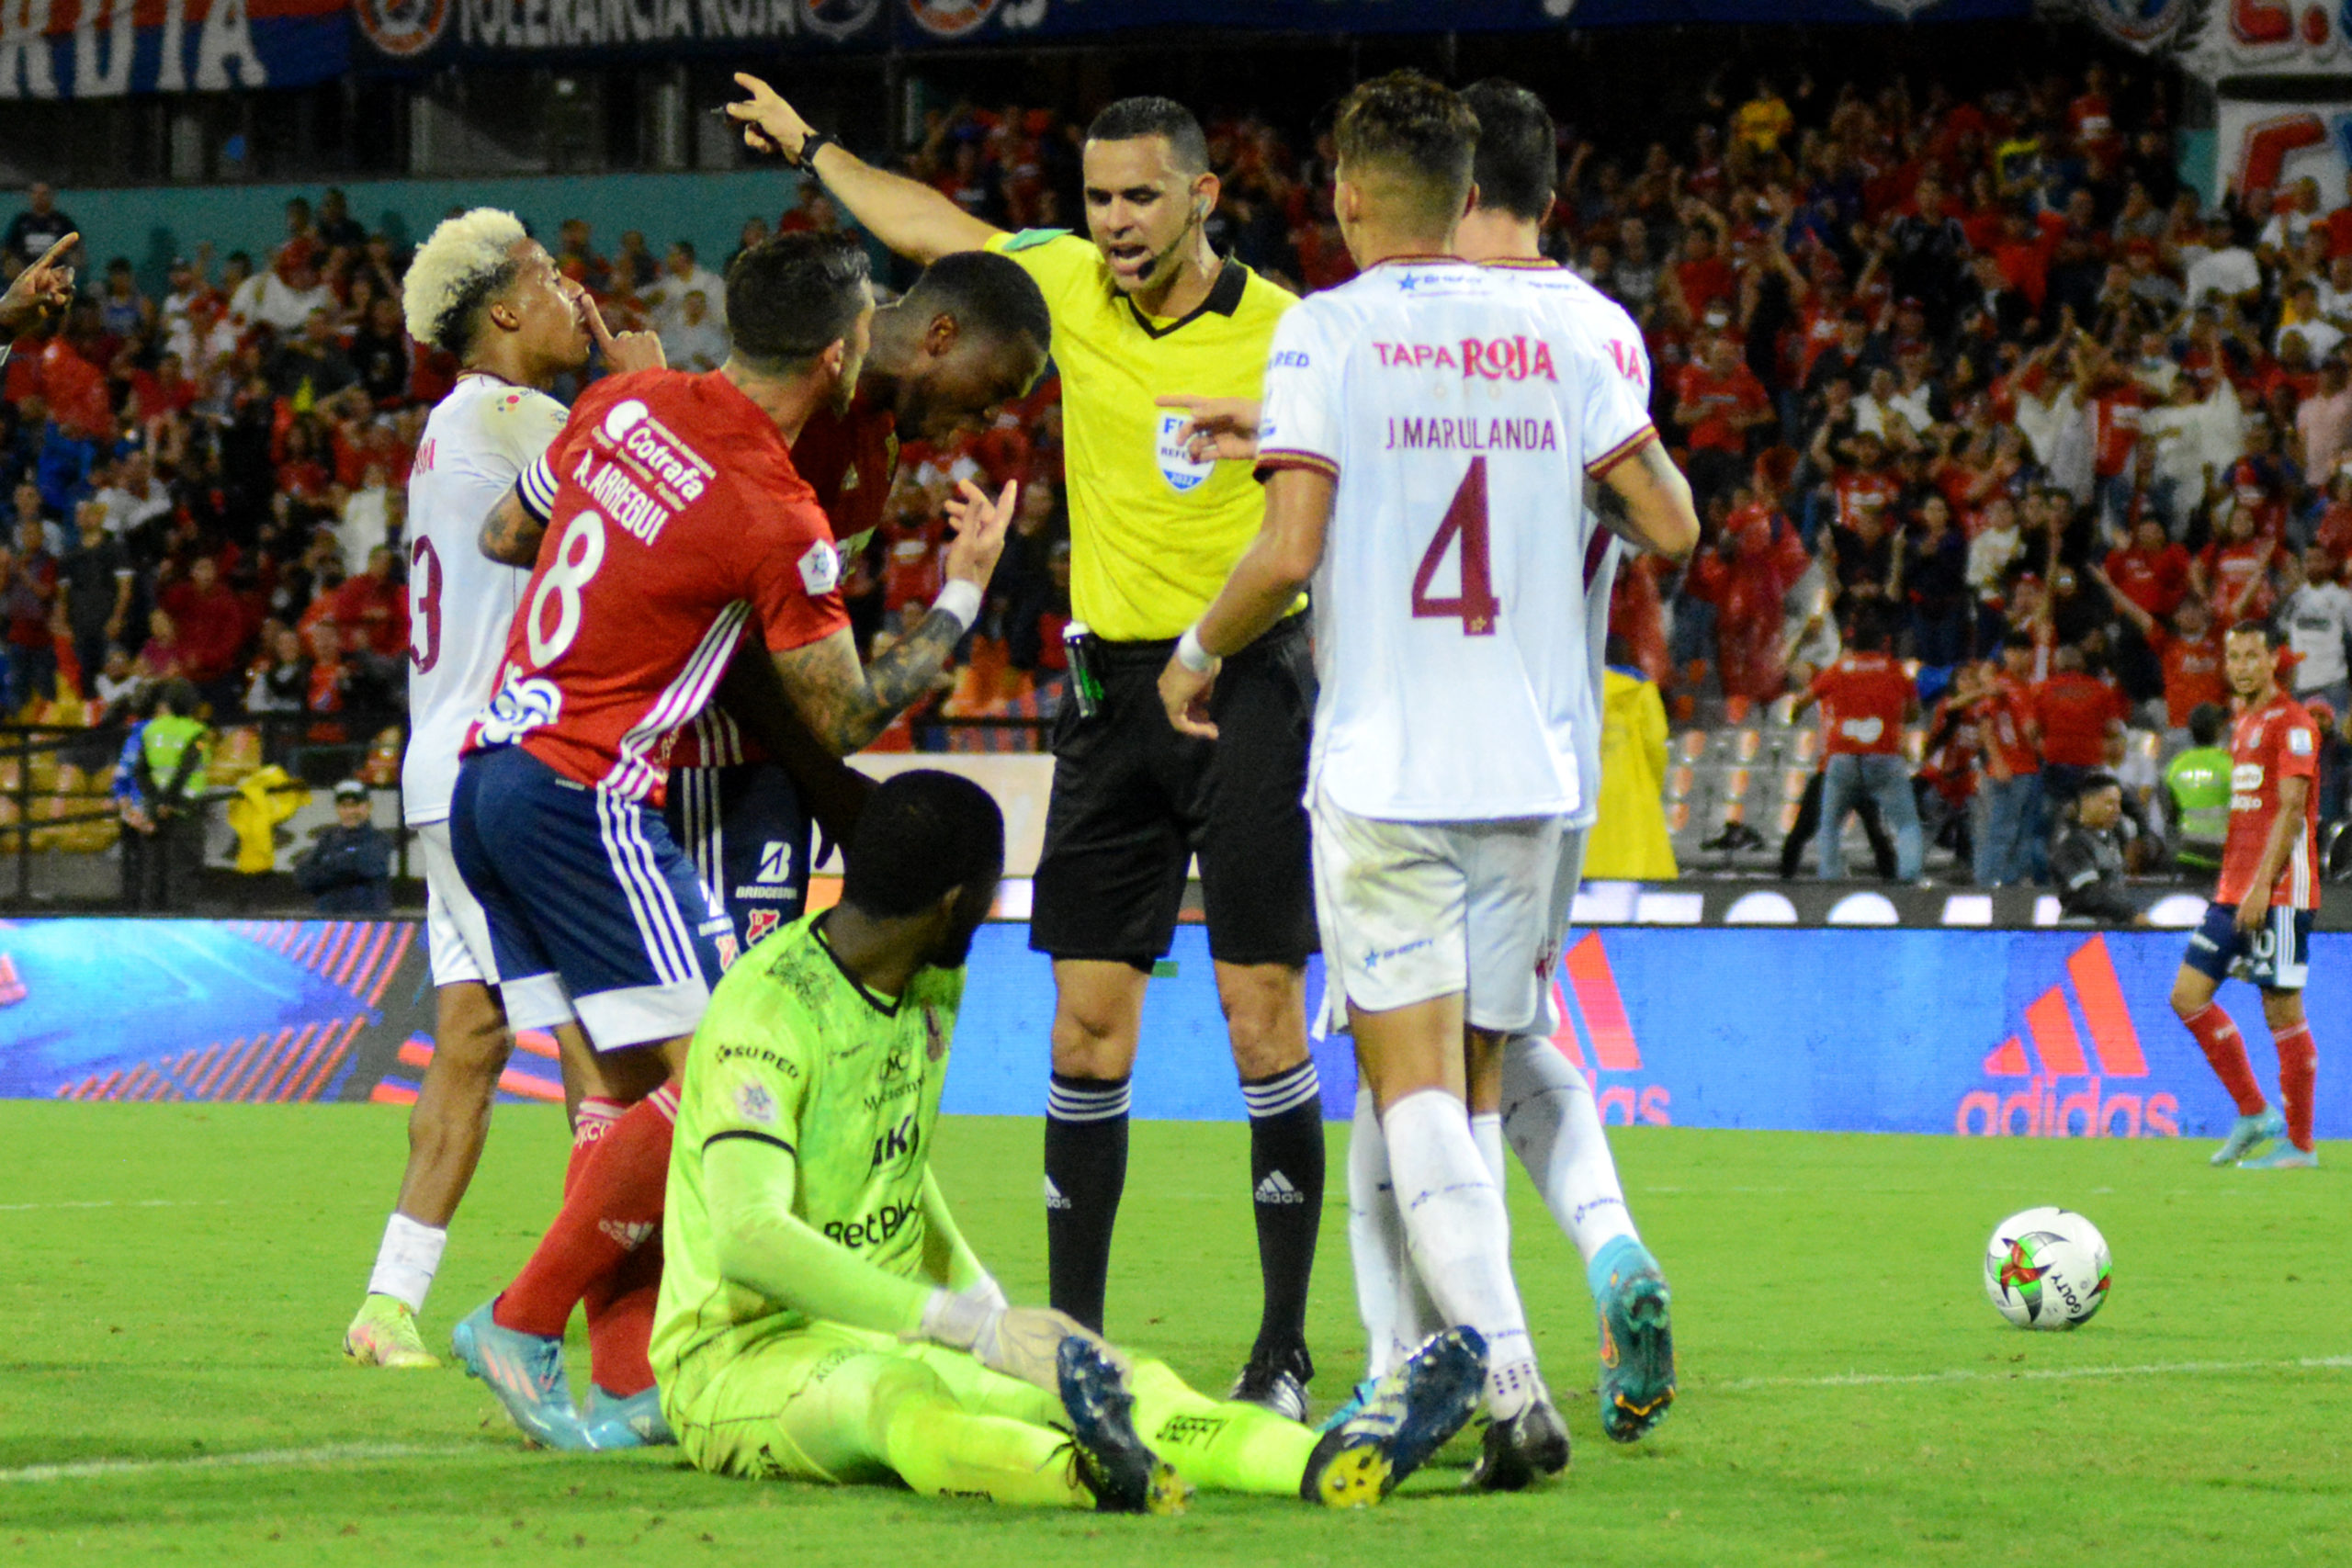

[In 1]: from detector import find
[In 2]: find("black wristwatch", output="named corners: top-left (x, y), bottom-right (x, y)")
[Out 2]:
top-left (794, 130), bottom-right (839, 173)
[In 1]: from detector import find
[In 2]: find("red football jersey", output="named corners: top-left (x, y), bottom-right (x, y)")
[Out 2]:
top-left (2103, 542), bottom-right (2189, 619)
top-left (1675, 361), bottom-right (1768, 453)
top-left (2150, 626), bottom-right (2227, 729)
top-left (2217, 691), bottom-right (2323, 910)
top-left (466, 370), bottom-right (848, 804)
top-left (1974, 674), bottom-right (2042, 777)
top-left (1833, 470), bottom-right (1903, 531)
top-left (668, 394), bottom-right (899, 769)
top-left (1810, 651), bottom-right (1913, 756)
top-left (2030, 671), bottom-right (2125, 768)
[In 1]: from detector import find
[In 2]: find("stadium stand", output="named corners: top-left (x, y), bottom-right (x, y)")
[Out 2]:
top-left (6, 44), bottom-right (2352, 905)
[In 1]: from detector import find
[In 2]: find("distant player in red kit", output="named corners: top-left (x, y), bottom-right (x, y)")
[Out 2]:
top-left (2171, 621), bottom-right (2324, 1169)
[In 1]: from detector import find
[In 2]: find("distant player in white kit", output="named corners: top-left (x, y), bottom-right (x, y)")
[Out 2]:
top-left (1158, 73), bottom-right (1698, 1488)
top-left (345, 209), bottom-right (663, 1369)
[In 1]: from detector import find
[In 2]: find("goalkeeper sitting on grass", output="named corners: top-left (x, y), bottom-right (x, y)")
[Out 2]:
top-left (633, 769), bottom-right (1483, 1511)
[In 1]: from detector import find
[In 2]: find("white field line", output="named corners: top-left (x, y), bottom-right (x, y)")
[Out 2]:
top-left (0, 1442), bottom-right (489, 1484)
top-left (1713, 1354), bottom-right (2352, 1391)
top-left (0, 1213), bottom-right (233, 1222)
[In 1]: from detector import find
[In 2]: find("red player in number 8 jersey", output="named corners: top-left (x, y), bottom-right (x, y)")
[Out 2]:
top-left (446, 235), bottom-right (1022, 1450)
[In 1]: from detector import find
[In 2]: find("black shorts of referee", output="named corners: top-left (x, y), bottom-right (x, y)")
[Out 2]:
top-left (1030, 612), bottom-right (1315, 969)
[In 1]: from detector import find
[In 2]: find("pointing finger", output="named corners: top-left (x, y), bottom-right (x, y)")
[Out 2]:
top-left (32, 232), bottom-right (78, 273)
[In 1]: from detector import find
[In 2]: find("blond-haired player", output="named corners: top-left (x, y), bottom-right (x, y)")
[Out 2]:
top-left (344, 209), bottom-right (662, 1369)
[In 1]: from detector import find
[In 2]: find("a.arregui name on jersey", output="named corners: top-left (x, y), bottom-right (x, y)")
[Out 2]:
top-left (1385, 417), bottom-right (1561, 452)
top-left (574, 455), bottom-right (673, 546)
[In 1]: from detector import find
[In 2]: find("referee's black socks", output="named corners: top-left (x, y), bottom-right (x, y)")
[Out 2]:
top-left (1242, 1058), bottom-right (1325, 1365)
top-left (1044, 1072), bottom-right (1130, 1334)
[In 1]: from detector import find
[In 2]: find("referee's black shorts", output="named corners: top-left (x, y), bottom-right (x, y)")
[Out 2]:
top-left (1030, 612), bottom-right (1316, 970)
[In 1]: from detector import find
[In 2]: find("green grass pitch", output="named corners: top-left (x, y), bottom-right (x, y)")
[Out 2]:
top-left (0, 1103), bottom-right (2343, 1565)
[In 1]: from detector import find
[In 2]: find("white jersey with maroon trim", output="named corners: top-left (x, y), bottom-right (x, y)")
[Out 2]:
top-left (1254, 258), bottom-right (1658, 823)
top-left (401, 374), bottom-right (567, 827)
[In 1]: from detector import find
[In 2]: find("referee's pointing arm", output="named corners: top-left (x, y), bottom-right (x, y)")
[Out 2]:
top-left (729, 76), bottom-right (1001, 264)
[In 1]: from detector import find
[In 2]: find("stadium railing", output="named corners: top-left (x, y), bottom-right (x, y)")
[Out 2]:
top-left (0, 712), bottom-right (401, 914)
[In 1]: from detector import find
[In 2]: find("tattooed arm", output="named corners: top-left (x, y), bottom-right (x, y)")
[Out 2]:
top-left (763, 479), bottom-right (1018, 756)
top-left (1593, 436), bottom-right (1700, 563)
top-left (480, 491), bottom-right (548, 566)
top-left (713, 645), bottom-right (875, 844)
top-left (770, 611), bottom-right (971, 754)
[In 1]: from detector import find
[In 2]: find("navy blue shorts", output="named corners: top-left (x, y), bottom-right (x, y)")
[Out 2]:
top-left (663, 761), bottom-right (813, 953)
top-left (451, 745), bottom-right (735, 1050)
top-left (2182, 901), bottom-right (2313, 992)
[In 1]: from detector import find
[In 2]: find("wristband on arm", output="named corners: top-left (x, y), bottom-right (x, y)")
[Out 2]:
top-left (1175, 626), bottom-right (1219, 674)
top-left (933, 579), bottom-right (982, 633)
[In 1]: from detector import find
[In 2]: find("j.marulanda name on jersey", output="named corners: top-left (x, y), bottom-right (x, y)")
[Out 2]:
top-left (1384, 416), bottom-right (1562, 452)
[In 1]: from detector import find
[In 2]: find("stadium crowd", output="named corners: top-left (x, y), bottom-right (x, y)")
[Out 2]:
top-left (6, 52), bottom-right (2352, 883)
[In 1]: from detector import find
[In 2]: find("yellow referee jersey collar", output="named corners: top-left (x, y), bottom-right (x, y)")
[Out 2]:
top-left (1122, 253), bottom-right (1251, 340)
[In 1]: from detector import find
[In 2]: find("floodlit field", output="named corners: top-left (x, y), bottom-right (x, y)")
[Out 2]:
top-left (1, 1104), bottom-right (2343, 1565)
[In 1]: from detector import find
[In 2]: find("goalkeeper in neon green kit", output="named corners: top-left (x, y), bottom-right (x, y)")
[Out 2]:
top-left (652, 770), bottom-right (1485, 1512)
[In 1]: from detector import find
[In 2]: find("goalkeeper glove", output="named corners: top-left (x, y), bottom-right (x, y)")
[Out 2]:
top-left (917, 1284), bottom-right (1110, 1393)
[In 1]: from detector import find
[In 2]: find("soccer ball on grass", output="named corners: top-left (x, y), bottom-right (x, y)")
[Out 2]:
top-left (1983, 1206), bottom-right (2110, 1330)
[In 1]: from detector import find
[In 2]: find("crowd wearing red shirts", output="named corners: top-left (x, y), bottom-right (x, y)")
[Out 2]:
top-left (6, 53), bottom-right (2352, 853)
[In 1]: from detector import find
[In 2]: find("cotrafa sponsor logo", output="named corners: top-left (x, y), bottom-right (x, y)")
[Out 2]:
top-left (1955, 934), bottom-right (2178, 1138)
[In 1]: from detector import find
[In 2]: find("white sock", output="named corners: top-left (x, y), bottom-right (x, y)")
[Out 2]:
top-left (368, 1213), bottom-right (447, 1314)
top-left (1347, 1087), bottom-right (1434, 1379)
top-left (1346, 1087), bottom-right (1399, 1379)
top-left (1470, 1111), bottom-right (1506, 1190)
top-left (1382, 1088), bottom-right (1538, 1417)
top-left (1501, 1032), bottom-right (1638, 1276)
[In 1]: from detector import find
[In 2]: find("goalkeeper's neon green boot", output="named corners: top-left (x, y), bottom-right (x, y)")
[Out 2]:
top-left (345, 1293), bottom-right (441, 1370)
top-left (1056, 1337), bottom-right (1188, 1516)
top-left (2236, 1142), bottom-right (2317, 1169)
top-left (2211, 1108), bottom-right (2285, 1166)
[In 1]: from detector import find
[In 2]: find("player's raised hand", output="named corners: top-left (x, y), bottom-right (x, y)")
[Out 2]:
top-left (582, 294), bottom-right (664, 376)
top-left (729, 73), bottom-right (815, 162)
top-left (941, 478), bottom-right (1017, 588)
top-left (1159, 652), bottom-right (1220, 741)
top-left (1155, 394), bottom-right (1261, 463)
top-left (0, 232), bottom-right (78, 340)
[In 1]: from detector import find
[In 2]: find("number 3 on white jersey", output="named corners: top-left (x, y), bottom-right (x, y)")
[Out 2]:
top-left (526, 511), bottom-right (607, 666)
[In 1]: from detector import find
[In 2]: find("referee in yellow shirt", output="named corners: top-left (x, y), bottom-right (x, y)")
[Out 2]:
top-left (728, 78), bottom-right (1324, 1418)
